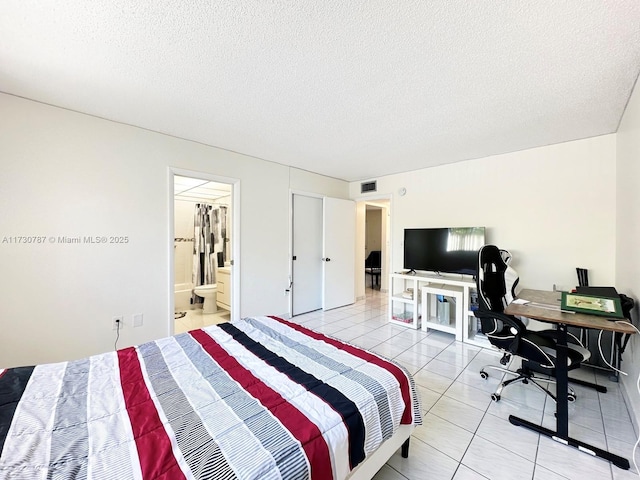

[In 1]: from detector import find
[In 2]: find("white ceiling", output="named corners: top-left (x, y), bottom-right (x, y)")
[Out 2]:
top-left (2, 1), bottom-right (639, 182)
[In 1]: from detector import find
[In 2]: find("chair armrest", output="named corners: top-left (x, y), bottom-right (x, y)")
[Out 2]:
top-left (474, 309), bottom-right (525, 353)
top-left (474, 309), bottom-right (525, 333)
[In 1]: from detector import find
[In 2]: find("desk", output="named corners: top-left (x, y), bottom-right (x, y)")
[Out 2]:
top-left (505, 289), bottom-right (637, 470)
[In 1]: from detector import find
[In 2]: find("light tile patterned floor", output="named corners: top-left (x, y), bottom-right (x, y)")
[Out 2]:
top-left (288, 288), bottom-right (640, 480)
top-left (174, 307), bottom-right (230, 333)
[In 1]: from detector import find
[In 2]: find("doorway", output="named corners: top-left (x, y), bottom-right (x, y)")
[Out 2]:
top-left (365, 205), bottom-right (383, 290)
top-left (169, 168), bottom-right (240, 334)
top-left (356, 198), bottom-right (390, 298)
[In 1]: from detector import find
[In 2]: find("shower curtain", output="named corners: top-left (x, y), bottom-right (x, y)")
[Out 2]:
top-left (192, 203), bottom-right (228, 305)
top-left (212, 205), bottom-right (228, 264)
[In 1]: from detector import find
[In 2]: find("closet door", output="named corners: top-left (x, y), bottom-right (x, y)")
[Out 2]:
top-left (322, 197), bottom-right (355, 310)
top-left (292, 194), bottom-right (323, 315)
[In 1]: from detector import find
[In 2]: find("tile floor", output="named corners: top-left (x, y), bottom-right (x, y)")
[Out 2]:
top-left (174, 306), bottom-right (230, 334)
top-left (288, 288), bottom-right (640, 480)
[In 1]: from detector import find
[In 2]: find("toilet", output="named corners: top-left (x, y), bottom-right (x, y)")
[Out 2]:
top-left (193, 284), bottom-right (218, 314)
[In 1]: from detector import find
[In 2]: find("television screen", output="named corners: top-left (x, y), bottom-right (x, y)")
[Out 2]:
top-left (403, 227), bottom-right (485, 275)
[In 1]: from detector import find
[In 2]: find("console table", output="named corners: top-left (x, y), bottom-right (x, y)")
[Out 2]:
top-left (388, 273), bottom-right (487, 347)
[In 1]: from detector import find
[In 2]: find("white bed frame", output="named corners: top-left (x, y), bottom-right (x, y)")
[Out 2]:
top-left (348, 424), bottom-right (415, 480)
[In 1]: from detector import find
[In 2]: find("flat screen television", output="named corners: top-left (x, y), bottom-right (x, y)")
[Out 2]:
top-left (403, 227), bottom-right (485, 275)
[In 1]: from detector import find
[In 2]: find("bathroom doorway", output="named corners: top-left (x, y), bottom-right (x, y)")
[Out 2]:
top-left (170, 169), bottom-right (240, 334)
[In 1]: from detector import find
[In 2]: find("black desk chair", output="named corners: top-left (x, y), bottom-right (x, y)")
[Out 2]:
top-left (365, 250), bottom-right (382, 289)
top-left (475, 245), bottom-right (591, 403)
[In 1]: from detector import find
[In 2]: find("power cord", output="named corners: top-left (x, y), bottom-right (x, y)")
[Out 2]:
top-left (114, 319), bottom-right (121, 351)
top-left (597, 328), bottom-right (628, 377)
top-left (597, 320), bottom-right (640, 475)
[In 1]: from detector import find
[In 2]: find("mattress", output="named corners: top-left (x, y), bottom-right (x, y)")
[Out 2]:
top-left (0, 315), bottom-right (422, 479)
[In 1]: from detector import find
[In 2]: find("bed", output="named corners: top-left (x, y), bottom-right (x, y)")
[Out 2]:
top-left (0, 315), bottom-right (422, 479)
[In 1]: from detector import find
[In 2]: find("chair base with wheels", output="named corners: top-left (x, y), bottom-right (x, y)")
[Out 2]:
top-left (479, 353), bottom-right (578, 403)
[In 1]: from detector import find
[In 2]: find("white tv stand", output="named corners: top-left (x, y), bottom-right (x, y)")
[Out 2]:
top-left (389, 272), bottom-right (488, 347)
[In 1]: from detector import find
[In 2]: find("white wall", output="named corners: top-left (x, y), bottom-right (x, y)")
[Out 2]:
top-left (616, 77), bottom-right (640, 432)
top-left (0, 93), bottom-right (348, 368)
top-left (350, 135), bottom-right (617, 291)
top-left (289, 168), bottom-right (348, 198)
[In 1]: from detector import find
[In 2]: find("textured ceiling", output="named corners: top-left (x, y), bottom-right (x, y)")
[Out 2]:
top-left (1, 1), bottom-right (640, 181)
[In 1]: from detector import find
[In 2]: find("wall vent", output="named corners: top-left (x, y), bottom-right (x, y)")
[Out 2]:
top-left (361, 181), bottom-right (377, 193)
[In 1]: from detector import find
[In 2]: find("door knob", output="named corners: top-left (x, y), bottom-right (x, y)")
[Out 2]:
top-left (322, 257), bottom-right (331, 262)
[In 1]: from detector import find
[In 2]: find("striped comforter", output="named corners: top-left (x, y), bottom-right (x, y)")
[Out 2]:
top-left (0, 316), bottom-right (422, 480)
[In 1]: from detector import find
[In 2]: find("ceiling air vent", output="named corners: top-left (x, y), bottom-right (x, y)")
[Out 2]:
top-left (361, 180), bottom-right (377, 193)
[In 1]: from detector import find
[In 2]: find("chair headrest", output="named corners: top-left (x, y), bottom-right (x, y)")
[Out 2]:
top-left (477, 245), bottom-right (519, 312)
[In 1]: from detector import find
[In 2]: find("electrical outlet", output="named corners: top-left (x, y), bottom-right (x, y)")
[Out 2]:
top-left (132, 313), bottom-right (143, 327)
top-left (112, 315), bottom-right (123, 330)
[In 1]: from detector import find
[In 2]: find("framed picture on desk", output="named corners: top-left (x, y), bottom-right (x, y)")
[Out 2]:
top-left (560, 291), bottom-right (623, 318)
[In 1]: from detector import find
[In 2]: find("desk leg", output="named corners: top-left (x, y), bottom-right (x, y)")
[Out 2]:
top-left (556, 323), bottom-right (569, 438)
top-left (611, 332), bottom-right (623, 382)
top-left (509, 323), bottom-right (630, 470)
top-left (509, 416), bottom-right (630, 470)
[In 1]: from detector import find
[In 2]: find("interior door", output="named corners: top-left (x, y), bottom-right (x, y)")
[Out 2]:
top-left (323, 197), bottom-right (356, 310)
top-left (292, 194), bottom-right (323, 315)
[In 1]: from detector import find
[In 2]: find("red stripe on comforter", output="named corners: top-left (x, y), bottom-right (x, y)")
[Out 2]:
top-left (190, 329), bottom-right (333, 480)
top-left (270, 316), bottom-right (415, 425)
top-left (118, 348), bottom-right (186, 480)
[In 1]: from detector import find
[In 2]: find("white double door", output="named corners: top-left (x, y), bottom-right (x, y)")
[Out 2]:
top-left (292, 194), bottom-right (355, 316)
